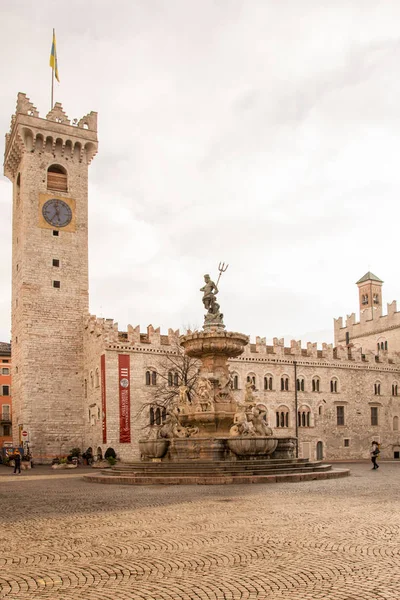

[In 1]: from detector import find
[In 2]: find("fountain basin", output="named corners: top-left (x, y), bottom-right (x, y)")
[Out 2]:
top-left (180, 330), bottom-right (249, 360)
top-left (139, 439), bottom-right (169, 459)
top-left (227, 437), bottom-right (278, 457)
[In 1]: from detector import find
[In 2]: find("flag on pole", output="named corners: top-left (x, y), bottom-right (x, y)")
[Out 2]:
top-left (49, 29), bottom-right (60, 82)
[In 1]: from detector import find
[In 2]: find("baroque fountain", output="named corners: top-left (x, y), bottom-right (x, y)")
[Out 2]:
top-left (139, 270), bottom-right (294, 463)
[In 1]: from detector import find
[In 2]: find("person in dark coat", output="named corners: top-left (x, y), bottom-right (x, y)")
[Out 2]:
top-left (370, 441), bottom-right (380, 469)
top-left (13, 450), bottom-right (21, 474)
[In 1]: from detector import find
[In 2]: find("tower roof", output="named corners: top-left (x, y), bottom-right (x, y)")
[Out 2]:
top-left (356, 272), bottom-right (383, 285)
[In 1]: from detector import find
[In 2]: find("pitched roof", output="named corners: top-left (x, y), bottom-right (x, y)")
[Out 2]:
top-left (356, 272), bottom-right (383, 285)
top-left (0, 342), bottom-right (11, 355)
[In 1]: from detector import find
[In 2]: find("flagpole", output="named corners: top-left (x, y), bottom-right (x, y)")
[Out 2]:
top-left (51, 28), bottom-right (55, 109)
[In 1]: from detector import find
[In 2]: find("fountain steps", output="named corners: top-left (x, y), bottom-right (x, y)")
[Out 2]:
top-left (84, 459), bottom-right (350, 485)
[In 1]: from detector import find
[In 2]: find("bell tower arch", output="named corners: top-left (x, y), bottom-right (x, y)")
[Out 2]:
top-left (3, 93), bottom-right (98, 461)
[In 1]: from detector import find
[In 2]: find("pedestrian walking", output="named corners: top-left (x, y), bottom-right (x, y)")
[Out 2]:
top-left (370, 441), bottom-right (380, 470)
top-left (13, 449), bottom-right (21, 474)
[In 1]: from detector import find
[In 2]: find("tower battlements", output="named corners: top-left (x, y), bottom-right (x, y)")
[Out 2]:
top-left (4, 93), bottom-right (98, 180)
top-left (334, 300), bottom-right (400, 346)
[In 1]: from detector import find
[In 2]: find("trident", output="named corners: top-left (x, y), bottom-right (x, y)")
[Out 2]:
top-left (216, 262), bottom-right (229, 287)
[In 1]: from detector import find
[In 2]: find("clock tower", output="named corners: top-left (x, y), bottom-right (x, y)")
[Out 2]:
top-left (3, 93), bottom-right (98, 461)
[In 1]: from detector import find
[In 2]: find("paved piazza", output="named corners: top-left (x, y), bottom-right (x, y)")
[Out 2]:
top-left (0, 463), bottom-right (400, 600)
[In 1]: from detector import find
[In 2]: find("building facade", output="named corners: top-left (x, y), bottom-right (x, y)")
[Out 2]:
top-left (0, 342), bottom-right (12, 449)
top-left (4, 93), bottom-right (400, 463)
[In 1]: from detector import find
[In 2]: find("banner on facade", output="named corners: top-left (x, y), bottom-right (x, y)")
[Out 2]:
top-left (100, 354), bottom-right (107, 444)
top-left (118, 354), bottom-right (131, 443)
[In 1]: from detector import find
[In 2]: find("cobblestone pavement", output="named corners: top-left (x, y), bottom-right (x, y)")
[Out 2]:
top-left (0, 462), bottom-right (400, 600)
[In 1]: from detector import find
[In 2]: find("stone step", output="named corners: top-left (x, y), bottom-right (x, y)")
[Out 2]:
top-left (84, 468), bottom-right (350, 486)
top-left (104, 463), bottom-right (332, 477)
top-left (108, 459), bottom-right (323, 473)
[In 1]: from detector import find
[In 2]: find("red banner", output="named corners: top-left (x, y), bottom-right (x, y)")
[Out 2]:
top-left (118, 354), bottom-right (131, 443)
top-left (101, 354), bottom-right (107, 443)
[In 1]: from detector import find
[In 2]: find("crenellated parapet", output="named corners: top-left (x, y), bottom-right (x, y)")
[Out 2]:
top-left (84, 316), bottom-right (400, 367)
top-left (334, 300), bottom-right (400, 350)
top-left (4, 93), bottom-right (98, 180)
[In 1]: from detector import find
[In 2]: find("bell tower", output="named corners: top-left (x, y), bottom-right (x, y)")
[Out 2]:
top-left (356, 271), bottom-right (383, 317)
top-left (3, 93), bottom-right (98, 461)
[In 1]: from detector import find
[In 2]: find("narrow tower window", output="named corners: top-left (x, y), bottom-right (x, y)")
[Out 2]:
top-left (53, 280), bottom-right (61, 288)
top-left (52, 259), bottom-right (60, 267)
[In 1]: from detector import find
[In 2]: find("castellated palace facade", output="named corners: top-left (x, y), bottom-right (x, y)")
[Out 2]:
top-left (4, 93), bottom-right (400, 463)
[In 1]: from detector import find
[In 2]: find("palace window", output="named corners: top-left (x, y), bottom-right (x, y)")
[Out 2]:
top-left (168, 371), bottom-right (179, 387)
top-left (374, 382), bottom-right (381, 396)
top-left (371, 407), bottom-right (379, 426)
top-left (52, 259), bottom-right (60, 267)
top-left (276, 408), bottom-right (289, 428)
top-left (232, 374), bottom-right (239, 390)
top-left (53, 280), bottom-right (61, 288)
top-left (393, 416), bottom-right (399, 432)
top-left (95, 368), bottom-right (100, 388)
top-left (392, 383), bottom-right (398, 396)
top-left (281, 377), bottom-right (289, 391)
top-left (47, 164), bottom-right (68, 192)
top-left (247, 374), bottom-right (256, 386)
top-left (330, 378), bottom-right (338, 393)
top-left (344, 438), bottom-right (350, 447)
top-left (312, 377), bottom-right (320, 392)
top-left (264, 375), bottom-right (273, 391)
top-left (336, 406), bottom-right (345, 426)
top-left (298, 407), bottom-right (311, 427)
top-left (296, 377), bottom-right (305, 392)
top-left (145, 370), bottom-right (157, 386)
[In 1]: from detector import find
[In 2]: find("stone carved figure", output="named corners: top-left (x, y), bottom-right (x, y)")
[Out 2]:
top-left (178, 385), bottom-right (190, 408)
top-left (230, 408), bottom-right (255, 437)
top-left (204, 300), bottom-right (224, 326)
top-left (215, 372), bottom-right (233, 403)
top-left (194, 377), bottom-right (214, 412)
top-left (229, 404), bottom-right (273, 438)
top-left (250, 405), bottom-right (273, 436)
top-left (158, 400), bottom-right (199, 439)
top-left (244, 381), bottom-right (257, 404)
top-left (200, 274), bottom-right (218, 310)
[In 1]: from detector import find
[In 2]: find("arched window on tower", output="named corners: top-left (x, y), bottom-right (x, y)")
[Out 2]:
top-left (47, 164), bottom-right (68, 192)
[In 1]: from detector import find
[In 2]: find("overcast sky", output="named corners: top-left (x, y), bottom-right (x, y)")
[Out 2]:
top-left (1, 1), bottom-right (400, 346)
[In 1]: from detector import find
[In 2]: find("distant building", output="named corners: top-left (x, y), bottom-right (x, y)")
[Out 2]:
top-left (0, 342), bottom-right (12, 448)
top-left (4, 93), bottom-right (400, 463)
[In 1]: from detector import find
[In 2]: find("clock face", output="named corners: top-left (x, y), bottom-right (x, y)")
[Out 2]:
top-left (42, 199), bottom-right (72, 228)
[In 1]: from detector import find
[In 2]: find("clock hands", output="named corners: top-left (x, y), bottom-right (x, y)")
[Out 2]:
top-left (42, 199), bottom-right (72, 227)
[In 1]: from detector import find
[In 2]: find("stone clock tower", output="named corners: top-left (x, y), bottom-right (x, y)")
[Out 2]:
top-left (3, 93), bottom-right (98, 461)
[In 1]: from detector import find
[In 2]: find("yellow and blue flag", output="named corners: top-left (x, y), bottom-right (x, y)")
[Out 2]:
top-left (49, 29), bottom-right (60, 82)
